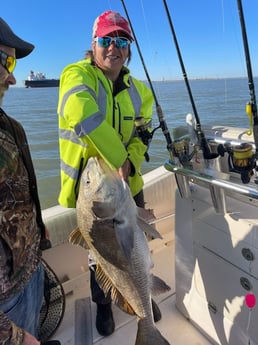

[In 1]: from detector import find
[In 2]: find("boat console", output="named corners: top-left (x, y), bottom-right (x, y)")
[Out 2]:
top-left (166, 125), bottom-right (258, 345)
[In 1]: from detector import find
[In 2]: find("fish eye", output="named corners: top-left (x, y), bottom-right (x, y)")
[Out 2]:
top-left (85, 171), bottom-right (91, 185)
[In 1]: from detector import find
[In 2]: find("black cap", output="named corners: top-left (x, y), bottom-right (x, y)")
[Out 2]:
top-left (0, 18), bottom-right (34, 58)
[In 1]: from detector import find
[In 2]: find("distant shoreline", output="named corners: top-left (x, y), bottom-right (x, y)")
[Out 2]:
top-left (146, 76), bottom-right (258, 83)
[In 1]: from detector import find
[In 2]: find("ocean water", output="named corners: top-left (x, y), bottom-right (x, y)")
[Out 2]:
top-left (2, 77), bottom-right (257, 209)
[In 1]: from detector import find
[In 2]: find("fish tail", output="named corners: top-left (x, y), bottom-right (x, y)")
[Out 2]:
top-left (135, 319), bottom-right (171, 345)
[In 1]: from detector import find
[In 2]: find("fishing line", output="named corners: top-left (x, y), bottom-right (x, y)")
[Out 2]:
top-left (162, 0), bottom-right (218, 161)
top-left (120, 0), bottom-right (175, 163)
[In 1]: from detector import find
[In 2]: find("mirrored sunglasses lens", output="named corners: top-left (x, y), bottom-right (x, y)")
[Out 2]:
top-left (98, 37), bottom-right (111, 48)
top-left (115, 38), bottom-right (129, 48)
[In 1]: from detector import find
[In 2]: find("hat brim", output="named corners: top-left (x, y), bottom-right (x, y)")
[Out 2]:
top-left (0, 18), bottom-right (34, 59)
top-left (96, 25), bottom-right (134, 41)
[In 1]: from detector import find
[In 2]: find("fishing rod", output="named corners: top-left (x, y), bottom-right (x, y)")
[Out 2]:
top-left (236, 0), bottom-right (258, 183)
top-left (162, 0), bottom-right (218, 161)
top-left (120, 0), bottom-right (175, 163)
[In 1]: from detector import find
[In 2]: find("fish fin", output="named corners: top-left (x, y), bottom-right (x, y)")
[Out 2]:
top-left (95, 264), bottom-right (113, 294)
top-left (151, 274), bottom-right (171, 296)
top-left (69, 227), bottom-right (89, 249)
top-left (136, 319), bottom-right (170, 345)
top-left (92, 201), bottom-right (116, 218)
top-left (114, 218), bottom-right (134, 260)
top-left (137, 217), bottom-right (163, 240)
top-left (137, 207), bottom-right (156, 223)
top-left (95, 265), bottom-right (135, 315)
top-left (111, 288), bottom-right (135, 315)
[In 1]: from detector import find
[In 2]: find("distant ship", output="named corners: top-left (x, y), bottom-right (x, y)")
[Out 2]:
top-left (24, 71), bottom-right (60, 88)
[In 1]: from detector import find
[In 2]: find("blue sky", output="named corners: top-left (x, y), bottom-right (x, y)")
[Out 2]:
top-left (1, 0), bottom-right (258, 87)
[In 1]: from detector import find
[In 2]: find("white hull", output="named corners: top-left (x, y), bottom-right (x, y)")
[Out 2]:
top-left (42, 126), bottom-right (258, 345)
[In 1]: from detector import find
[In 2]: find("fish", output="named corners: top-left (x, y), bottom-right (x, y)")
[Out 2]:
top-left (71, 156), bottom-right (171, 345)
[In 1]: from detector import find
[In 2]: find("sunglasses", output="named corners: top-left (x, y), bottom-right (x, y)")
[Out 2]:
top-left (0, 50), bottom-right (16, 74)
top-left (94, 36), bottom-right (130, 49)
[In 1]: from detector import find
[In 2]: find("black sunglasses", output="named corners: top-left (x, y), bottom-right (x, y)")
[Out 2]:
top-left (0, 50), bottom-right (16, 74)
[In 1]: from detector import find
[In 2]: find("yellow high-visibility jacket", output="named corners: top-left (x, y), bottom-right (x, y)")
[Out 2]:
top-left (57, 59), bottom-right (154, 208)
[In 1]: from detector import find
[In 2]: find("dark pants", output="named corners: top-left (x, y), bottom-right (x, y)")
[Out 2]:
top-left (90, 190), bottom-right (145, 304)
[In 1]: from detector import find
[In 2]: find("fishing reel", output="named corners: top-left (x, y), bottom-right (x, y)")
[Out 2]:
top-left (172, 120), bottom-right (218, 169)
top-left (172, 138), bottom-right (194, 168)
top-left (134, 116), bottom-right (159, 162)
top-left (217, 142), bottom-right (255, 184)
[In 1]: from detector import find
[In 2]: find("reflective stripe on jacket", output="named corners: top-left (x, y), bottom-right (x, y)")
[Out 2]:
top-left (57, 59), bottom-right (154, 208)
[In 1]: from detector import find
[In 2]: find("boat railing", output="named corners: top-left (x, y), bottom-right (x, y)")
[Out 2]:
top-left (164, 135), bottom-right (258, 214)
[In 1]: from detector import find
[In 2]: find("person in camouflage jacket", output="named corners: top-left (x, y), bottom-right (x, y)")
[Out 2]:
top-left (0, 18), bottom-right (49, 345)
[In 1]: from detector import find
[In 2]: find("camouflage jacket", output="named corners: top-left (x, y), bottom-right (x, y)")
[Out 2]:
top-left (0, 108), bottom-right (44, 345)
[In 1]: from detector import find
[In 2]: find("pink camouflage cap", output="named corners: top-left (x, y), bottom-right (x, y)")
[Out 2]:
top-left (92, 11), bottom-right (134, 41)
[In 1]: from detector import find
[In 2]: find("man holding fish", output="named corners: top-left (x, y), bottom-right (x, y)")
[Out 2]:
top-left (57, 10), bottom-right (164, 339)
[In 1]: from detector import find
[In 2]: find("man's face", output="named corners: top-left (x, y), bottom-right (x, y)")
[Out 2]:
top-left (0, 45), bottom-right (16, 105)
